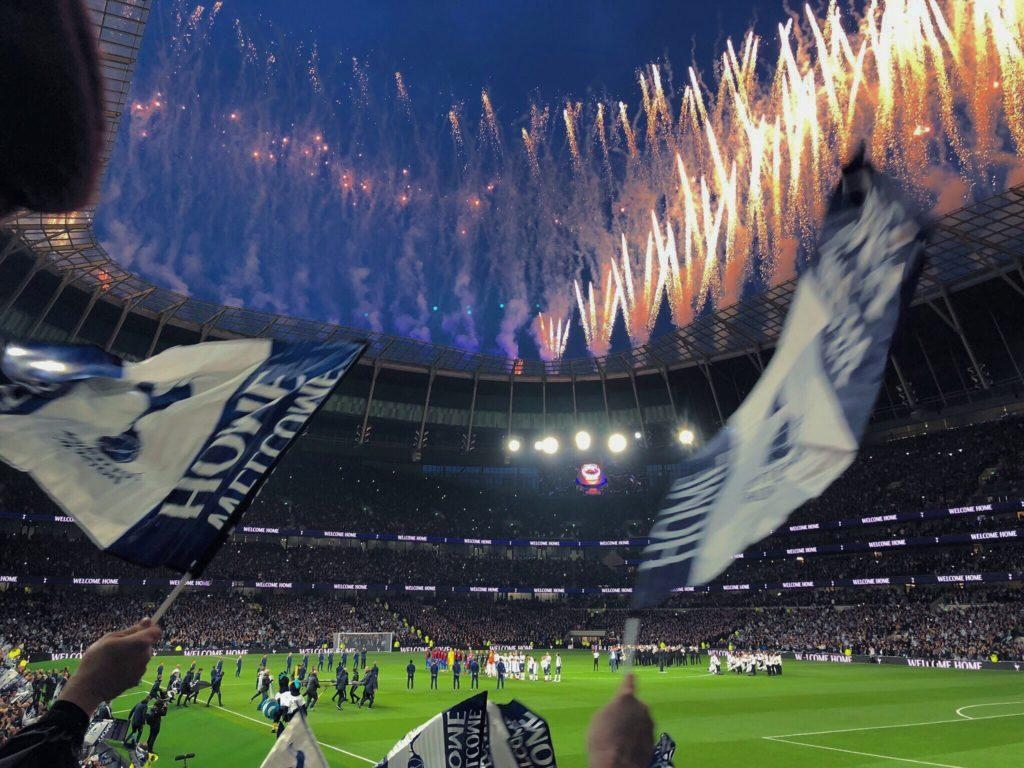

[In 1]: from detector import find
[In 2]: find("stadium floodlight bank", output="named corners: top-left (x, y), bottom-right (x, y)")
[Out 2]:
top-left (333, 631), bottom-right (394, 653)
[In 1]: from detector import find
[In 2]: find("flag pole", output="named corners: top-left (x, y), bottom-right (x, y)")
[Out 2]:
top-left (622, 616), bottom-right (640, 668)
top-left (150, 573), bottom-right (193, 624)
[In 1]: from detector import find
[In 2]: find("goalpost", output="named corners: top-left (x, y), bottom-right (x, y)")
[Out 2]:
top-left (332, 631), bottom-right (394, 653)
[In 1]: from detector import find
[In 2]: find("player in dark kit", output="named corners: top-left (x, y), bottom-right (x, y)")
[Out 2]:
top-left (186, 668), bottom-right (203, 705)
top-left (332, 666), bottom-right (349, 710)
top-left (318, 651), bottom-right (325, 671)
top-left (176, 669), bottom-right (193, 707)
top-left (124, 696), bottom-right (149, 748)
top-left (429, 659), bottom-right (439, 689)
top-left (469, 657), bottom-right (480, 689)
top-left (327, 650), bottom-right (334, 671)
top-left (452, 658), bottom-right (461, 689)
top-left (206, 665), bottom-right (224, 706)
top-left (235, 655), bottom-right (243, 678)
top-left (250, 669), bottom-right (271, 703)
top-left (358, 664), bottom-right (378, 708)
top-left (349, 671), bottom-right (363, 704)
top-left (496, 659), bottom-right (506, 689)
top-left (146, 697), bottom-right (167, 753)
top-left (305, 671), bottom-right (320, 709)
top-left (406, 659), bottom-right (416, 689)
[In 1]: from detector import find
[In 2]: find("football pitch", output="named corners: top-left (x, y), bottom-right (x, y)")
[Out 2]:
top-left (31, 651), bottom-right (1024, 767)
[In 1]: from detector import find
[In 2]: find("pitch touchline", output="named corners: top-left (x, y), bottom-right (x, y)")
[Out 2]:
top-left (214, 704), bottom-right (377, 765)
top-left (763, 736), bottom-right (966, 768)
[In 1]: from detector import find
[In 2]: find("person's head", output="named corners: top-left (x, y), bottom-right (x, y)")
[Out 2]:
top-left (0, 1), bottom-right (104, 220)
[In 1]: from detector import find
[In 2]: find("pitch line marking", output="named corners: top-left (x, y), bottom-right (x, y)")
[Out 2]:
top-left (765, 710), bottom-right (1024, 739)
top-left (213, 704), bottom-right (377, 765)
top-left (763, 736), bottom-right (966, 768)
top-left (955, 701), bottom-right (1024, 720)
top-left (117, 679), bottom-right (374, 765)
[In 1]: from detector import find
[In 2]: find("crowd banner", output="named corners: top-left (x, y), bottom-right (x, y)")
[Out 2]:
top-left (4, 570), bottom-right (1021, 595)
top-left (4, 498), bottom-right (1021, 549)
top-left (786, 651), bottom-right (1023, 672)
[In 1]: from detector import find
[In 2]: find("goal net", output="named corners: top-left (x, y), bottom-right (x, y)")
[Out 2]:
top-left (332, 631), bottom-right (394, 654)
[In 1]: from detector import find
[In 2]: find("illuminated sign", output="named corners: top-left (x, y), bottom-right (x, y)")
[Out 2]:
top-left (575, 463), bottom-right (608, 495)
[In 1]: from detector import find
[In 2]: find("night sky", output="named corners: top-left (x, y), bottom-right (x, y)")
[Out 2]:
top-left (95, 0), bottom-right (787, 359)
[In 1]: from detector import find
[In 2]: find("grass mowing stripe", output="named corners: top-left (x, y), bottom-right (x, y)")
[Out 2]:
top-left (32, 652), bottom-right (1024, 767)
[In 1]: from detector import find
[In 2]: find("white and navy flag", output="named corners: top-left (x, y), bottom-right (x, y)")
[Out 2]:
top-left (376, 692), bottom-right (558, 768)
top-left (633, 157), bottom-right (925, 608)
top-left (0, 338), bottom-right (364, 573)
top-left (260, 713), bottom-right (330, 768)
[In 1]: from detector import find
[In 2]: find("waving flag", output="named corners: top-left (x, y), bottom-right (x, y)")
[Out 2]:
top-left (260, 713), bottom-right (329, 768)
top-left (376, 693), bottom-right (559, 768)
top-left (633, 157), bottom-right (925, 607)
top-left (0, 339), bottom-right (364, 573)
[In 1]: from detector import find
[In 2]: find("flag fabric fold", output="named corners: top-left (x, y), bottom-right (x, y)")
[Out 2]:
top-left (633, 159), bottom-right (925, 608)
top-left (260, 713), bottom-right (330, 768)
top-left (0, 338), bottom-right (364, 573)
top-left (375, 692), bottom-right (558, 768)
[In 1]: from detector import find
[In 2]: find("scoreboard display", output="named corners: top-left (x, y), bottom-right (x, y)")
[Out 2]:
top-left (575, 463), bottom-right (608, 495)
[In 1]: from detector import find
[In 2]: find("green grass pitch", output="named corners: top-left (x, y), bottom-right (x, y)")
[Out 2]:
top-left (30, 651), bottom-right (1024, 767)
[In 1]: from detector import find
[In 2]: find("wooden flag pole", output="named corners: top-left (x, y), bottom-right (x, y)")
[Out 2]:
top-left (150, 573), bottom-right (193, 624)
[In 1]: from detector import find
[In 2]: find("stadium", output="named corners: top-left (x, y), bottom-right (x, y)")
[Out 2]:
top-left (1, 1), bottom-right (1023, 767)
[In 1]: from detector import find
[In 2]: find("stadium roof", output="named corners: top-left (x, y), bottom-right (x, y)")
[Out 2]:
top-left (3, 0), bottom-right (1024, 382)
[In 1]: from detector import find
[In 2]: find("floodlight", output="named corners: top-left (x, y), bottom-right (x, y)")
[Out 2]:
top-left (541, 436), bottom-right (560, 455)
top-left (607, 433), bottom-right (628, 454)
top-left (507, 438), bottom-right (522, 453)
top-left (678, 428), bottom-right (696, 446)
top-left (574, 431), bottom-right (592, 451)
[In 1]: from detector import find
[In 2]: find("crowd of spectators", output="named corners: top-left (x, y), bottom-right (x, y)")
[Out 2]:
top-left (2, 587), bottom-right (1020, 662)
top-left (3, 529), bottom-right (1022, 590)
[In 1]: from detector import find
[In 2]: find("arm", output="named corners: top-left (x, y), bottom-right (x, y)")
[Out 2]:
top-left (586, 674), bottom-right (655, 768)
top-left (0, 619), bottom-right (161, 768)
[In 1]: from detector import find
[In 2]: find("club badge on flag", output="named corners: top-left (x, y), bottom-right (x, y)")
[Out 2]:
top-left (0, 339), bottom-right (364, 573)
top-left (260, 713), bottom-right (329, 768)
top-left (633, 156), bottom-right (925, 607)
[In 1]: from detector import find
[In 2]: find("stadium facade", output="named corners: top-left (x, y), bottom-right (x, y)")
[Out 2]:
top-left (2, 0), bottom-right (1024, 466)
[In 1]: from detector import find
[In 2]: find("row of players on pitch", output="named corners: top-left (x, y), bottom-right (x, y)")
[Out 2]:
top-left (412, 650), bottom-right (564, 689)
top-left (709, 652), bottom-right (784, 676)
